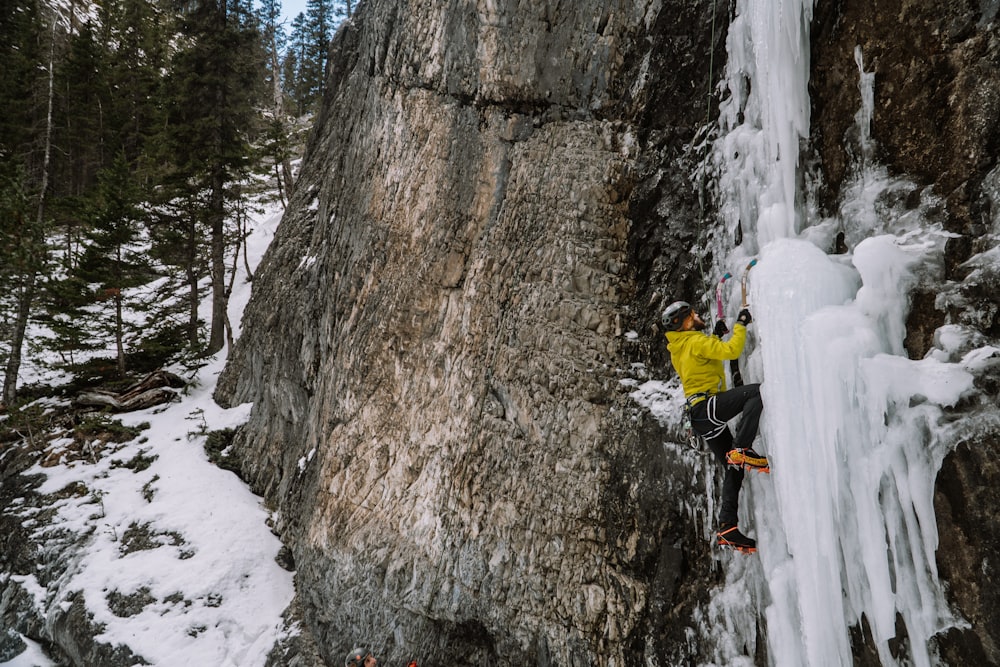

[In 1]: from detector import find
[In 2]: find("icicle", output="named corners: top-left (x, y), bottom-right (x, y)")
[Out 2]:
top-left (854, 46), bottom-right (876, 173)
top-left (715, 0), bottom-right (816, 249)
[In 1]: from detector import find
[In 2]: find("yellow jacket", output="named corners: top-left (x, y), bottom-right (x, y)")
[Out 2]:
top-left (665, 324), bottom-right (747, 397)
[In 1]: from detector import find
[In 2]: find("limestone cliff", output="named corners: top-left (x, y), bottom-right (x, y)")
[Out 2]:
top-left (216, 1), bottom-right (1000, 665)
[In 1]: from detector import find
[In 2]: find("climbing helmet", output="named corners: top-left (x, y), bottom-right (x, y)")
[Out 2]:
top-left (662, 300), bottom-right (692, 331)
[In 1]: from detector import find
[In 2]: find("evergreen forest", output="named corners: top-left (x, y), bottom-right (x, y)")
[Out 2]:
top-left (0, 0), bottom-right (349, 407)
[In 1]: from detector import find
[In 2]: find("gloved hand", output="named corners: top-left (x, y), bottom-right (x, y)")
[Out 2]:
top-left (737, 308), bottom-right (752, 326)
top-left (713, 319), bottom-right (729, 337)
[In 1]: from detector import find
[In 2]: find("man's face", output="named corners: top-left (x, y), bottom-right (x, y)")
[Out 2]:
top-left (685, 311), bottom-right (706, 331)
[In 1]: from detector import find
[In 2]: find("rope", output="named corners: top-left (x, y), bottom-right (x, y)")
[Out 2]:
top-left (705, 0), bottom-right (719, 133)
top-left (693, 0), bottom-right (721, 312)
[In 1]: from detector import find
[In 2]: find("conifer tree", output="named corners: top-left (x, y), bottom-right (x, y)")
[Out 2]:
top-left (0, 0), bottom-right (55, 405)
top-left (0, 164), bottom-right (46, 401)
top-left (258, 0), bottom-right (296, 203)
top-left (300, 0), bottom-right (335, 109)
top-left (0, 1), bottom-right (43, 159)
top-left (301, 0), bottom-right (333, 106)
top-left (50, 18), bottom-right (108, 273)
top-left (162, 0), bottom-right (267, 356)
top-left (282, 0), bottom-right (354, 115)
top-left (36, 0), bottom-right (171, 378)
top-left (2, 0), bottom-right (299, 385)
top-left (72, 153), bottom-right (152, 376)
top-left (47, 0), bottom-right (165, 269)
top-left (284, 12), bottom-right (309, 116)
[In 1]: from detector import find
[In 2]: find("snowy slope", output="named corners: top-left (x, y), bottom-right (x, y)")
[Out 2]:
top-left (1, 198), bottom-right (294, 666)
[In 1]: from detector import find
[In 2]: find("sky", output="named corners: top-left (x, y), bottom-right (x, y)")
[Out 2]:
top-left (279, 0), bottom-right (308, 26)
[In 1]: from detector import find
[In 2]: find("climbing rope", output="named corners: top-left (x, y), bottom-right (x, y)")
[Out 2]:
top-left (693, 0), bottom-right (721, 312)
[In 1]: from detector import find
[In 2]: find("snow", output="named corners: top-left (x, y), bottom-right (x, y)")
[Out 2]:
top-left (7, 1), bottom-right (1000, 663)
top-left (1, 636), bottom-right (49, 667)
top-left (2, 198), bottom-right (293, 666)
top-left (626, 378), bottom-right (685, 428)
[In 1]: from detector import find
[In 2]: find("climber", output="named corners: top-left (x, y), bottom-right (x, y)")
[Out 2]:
top-left (662, 300), bottom-right (767, 553)
top-left (346, 648), bottom-right (377, 667)
top-left (346, 648), bottom-right (416, 667)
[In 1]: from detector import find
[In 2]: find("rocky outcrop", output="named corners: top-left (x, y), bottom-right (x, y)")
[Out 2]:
top-left (0, 447), bottom-right (150, 667)
top-left (810, 0), bottom-right (1000, 271)
top-left (216, 0), bottom-right (724, 664)
top-left (217, 0), bottom-right (1000, 665)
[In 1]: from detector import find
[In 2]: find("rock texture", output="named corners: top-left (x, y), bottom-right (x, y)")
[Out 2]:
top-left (217, 1), bottom-right (724, 664)
top-left (215, 1), bottom-right (1000, 666)
top-left (810, 0), bottom-right (1000, 274)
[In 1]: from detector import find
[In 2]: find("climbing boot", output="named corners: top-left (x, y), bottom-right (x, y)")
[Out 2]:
top-left (726, 447), bottom-right (770, 473)
top-left (717, 524), bottom-right (756, 554)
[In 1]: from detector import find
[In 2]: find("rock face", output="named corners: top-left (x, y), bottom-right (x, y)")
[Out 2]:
top-left (217, 0), bottom-right (1000, 665)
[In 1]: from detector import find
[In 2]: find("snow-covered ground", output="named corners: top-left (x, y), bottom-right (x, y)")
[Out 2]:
top-left (1, 195), bottom-right (294, 666)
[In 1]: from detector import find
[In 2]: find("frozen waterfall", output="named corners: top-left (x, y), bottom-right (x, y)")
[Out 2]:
top-left (697, 0), bottom-right (975, 664)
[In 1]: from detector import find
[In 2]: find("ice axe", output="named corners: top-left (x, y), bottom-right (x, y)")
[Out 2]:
top-left (727, 259), bottom-right (757, 388)
top-left (715, 270), bottom-right (743, 387)
top-left (715, 272), bottom-right (732, 334)
top-left (740, 258), bottom-right (757, 308)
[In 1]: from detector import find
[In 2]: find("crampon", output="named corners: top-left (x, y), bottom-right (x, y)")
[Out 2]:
top-left (717, 525), bottom-right (757, 554)
top-left (726, 447), bottom-right (770, 473)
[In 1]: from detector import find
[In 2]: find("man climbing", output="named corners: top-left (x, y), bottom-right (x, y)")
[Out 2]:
top-left (346, 648), bottom-right (377, 667)
top-left (345, 647), bottom-right (416, 667)
top-left (662, 300), bottom-right (767, 553)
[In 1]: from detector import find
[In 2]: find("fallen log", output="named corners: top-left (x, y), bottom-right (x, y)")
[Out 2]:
top-left (73, 370), bottom-right (186, 412)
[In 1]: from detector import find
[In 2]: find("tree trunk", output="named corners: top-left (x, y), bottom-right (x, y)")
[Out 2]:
top-left (204, 2), bottom-right (230, 358)
top-left (3, 274), bottom-right (37, 406)
top-left (204, 166), bottom-right (228, 356)
top-left (115, 292), bottom-right (126, 376)
top-left (281, 158), bottom-right (295, 198)
top-left (274, 161), bottom-right (287, 209)
top-left (228, 193), bottom-right (244, 294)
top-left (241, 197), bottom-right (254, 281)
top-left (270, 27), bottom-right (294, 201)
top-left (186, 214), bottom-right (199, 349)
top-left (4, 21), bottom-right (56, 405)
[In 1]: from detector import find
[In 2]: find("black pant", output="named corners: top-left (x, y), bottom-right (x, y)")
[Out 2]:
top-left (688, 383), bottom-right (763, 527)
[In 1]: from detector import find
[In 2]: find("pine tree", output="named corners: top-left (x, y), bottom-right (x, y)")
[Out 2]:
top-left (161, 0), bottom-right (267, 356)
top-left (300, 0), bottom-right (334, 110)
top-left (51, 20), bottom-right (106, 271)
top-left (0, 0), bottom-right (55, 405)
top-left (2, 0), bottom-right (301, 386)
top-left (281, 0), bottom-right (354, 115)
top-left (104, 0), bottom-right (168, 166)
top-left (46, 0), bottom-right (165, 271)
top-left (0, 164), bottom-right (46, 397)
top-left (73, 153), bottom-right (153, 376)
top-left (0, 1), bottom-right (44, 161)
top-left (258, 0), bottom-right (296, 204)
top-left (284, 12), bottom-right (309, 116)
top-left (33, 0), bottom-right (172, 379)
